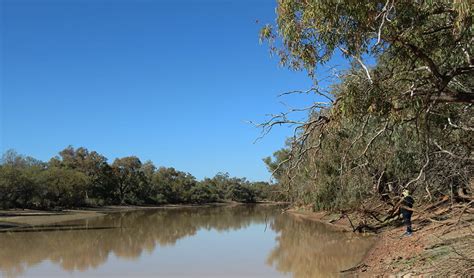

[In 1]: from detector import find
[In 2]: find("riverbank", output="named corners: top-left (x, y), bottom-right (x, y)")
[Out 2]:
top-left (0, 205), bottom-right (211, 231)
top-left (286, 208), bottom-right (474, 276)
top-left (0, 202), bottom-right (288, 232)
top-left (0, 209), bottom-right (105, 230)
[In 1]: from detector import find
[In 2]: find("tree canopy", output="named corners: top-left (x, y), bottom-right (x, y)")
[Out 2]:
top-left (0, 147), bottom-right (277, 209)
top-left (260, 0), bottom-right (473, 210)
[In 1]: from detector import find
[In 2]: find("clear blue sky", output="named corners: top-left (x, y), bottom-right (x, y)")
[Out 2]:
top-left (1, 0), bottom-right (341, 181)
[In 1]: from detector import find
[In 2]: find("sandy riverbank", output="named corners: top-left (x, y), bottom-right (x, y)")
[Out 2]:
top-left (0, 205), bottom-right (215, 230)
top-left (286, 208), bottom-right (474, 276)
top-left (0, 209), bottom-right (106, 229)
top-left (0, 202), bottom-right (288, 231)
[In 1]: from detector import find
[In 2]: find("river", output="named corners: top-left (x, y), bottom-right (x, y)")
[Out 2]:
top-left (0, 205), bottom-right (373, 277)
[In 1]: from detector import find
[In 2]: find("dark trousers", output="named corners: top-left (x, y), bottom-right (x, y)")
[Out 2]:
top-left (402, 211), bottom-right (413, 233)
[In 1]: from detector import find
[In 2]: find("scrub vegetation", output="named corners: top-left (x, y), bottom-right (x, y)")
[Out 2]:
top-left (260, 0), bottom-right (473, 219)
top-left (0, 147), bottom-right (280, 209)
top-left (259, 1), bottom-right (473, 274)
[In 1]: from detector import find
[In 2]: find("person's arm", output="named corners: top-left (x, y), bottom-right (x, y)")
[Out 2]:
top-left (395, 197), bottom-right (405, 214)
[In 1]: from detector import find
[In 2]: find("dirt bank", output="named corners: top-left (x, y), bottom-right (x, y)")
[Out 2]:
top-left (287, 210), bottom-right (354, 232)
top-left (0, 202), bottom-right (286, 232)
top-left (0, 205), bottom-right (204, 231)
top-left (286, 208), bottom-right (474, 276)
top-left (0, 209), bottom-right (106, 231)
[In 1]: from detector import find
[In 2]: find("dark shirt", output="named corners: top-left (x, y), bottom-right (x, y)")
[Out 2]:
top-left (400, 195), bottom-right (414, 215)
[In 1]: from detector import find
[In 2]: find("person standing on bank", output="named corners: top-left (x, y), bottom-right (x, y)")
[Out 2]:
top-left (399, 189), bottom-right (415, 237)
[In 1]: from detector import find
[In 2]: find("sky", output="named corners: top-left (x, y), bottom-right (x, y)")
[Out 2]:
top-left (1, 0), bottom-right (343, 181)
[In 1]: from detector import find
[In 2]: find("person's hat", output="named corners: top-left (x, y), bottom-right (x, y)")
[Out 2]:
top-left (402, 189), bottom-right (410, 197)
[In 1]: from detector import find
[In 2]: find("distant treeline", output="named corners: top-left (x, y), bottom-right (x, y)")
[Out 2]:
top-left (0, 147), bottom-right (284, 209)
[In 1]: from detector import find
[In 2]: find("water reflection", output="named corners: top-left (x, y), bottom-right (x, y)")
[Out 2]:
top-left (267, 215), bottom-right (373, 277)
top-left (0, 205), bottom-right (373, 277)
top-left (0, 205), bottom-right (277, 277)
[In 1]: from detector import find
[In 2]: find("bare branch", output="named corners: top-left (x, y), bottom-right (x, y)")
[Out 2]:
top-left (374, 0), bottom-right (392, 45)
top-left (357, 122), bottom-right (388, 160)
top-left (405, 152), bottom-right (430, 189)
top-left (339, 47), bottom-right (373, 84)
top-left (339, 115), bottom-right (370, 172)
top-left (278, 88), bottom-right (334, 103)
top-left (433, 140), bottom-right (474, 161)
top-left (402, 42), bottom-right (443, 82)
top-left (374, 170), bottom-right (385, 193)
top-left (448, 117), bottom-right (474, 132)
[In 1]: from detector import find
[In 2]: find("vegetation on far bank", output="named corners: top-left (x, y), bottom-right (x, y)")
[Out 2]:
top-left (0, 147), bottom-right (283, 210)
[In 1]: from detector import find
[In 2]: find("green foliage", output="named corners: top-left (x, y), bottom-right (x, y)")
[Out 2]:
top-left (188, 183), bottom-right (219, 204)
top-left (261, 0), bottom-right (473, 211)
top-left (225, 183), bottom-right (257, 203)
top-left (39, 167), bottom-right (90, 208)
top-left (0, 148), bottom-right (276, 209)
top-left (0, 165), bottom-right (37, 209)
top-left (152, 167), bottom-right (197, 203)
top-left (0, 151), bottom-right (44, 209)
top-left (112, 156), bottom-right (145, 204)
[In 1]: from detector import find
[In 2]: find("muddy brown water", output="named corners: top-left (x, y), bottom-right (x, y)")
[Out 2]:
top-left (0, 205), bottom-right (374, 277)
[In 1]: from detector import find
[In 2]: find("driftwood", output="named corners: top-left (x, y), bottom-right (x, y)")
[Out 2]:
top-left (345, 213), bottom-right (379, 233)
top-left (457, 188), bottom-right (474, 201)
top-left (346, 195), bottom-right (473, 233)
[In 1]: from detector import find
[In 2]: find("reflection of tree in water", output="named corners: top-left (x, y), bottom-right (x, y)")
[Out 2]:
top-left (0, 205), bottom-right (280, 277)
top-left (267, 215), bottom-right (374, 278)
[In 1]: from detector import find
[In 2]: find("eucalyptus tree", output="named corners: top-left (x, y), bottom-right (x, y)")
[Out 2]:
top-left (112, 156), bottom-right (145, 204)
top-left (152, 167), bottom-right (197, 204)
top-left (0, 150), bottom-right (45, 208)
top-left (260, 0), bottom-right (473, 207)
top-left (39, 167), bottom-right (90, 208)
top-left (50, 146), bottom-right (115, 204)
